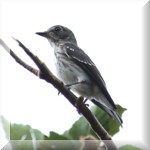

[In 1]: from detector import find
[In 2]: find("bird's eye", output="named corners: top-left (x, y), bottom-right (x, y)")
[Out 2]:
top-left (55, 26), bottom-right (62, 32)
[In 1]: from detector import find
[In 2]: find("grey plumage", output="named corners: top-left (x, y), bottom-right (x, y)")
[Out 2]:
top-left (36, 25), bottom-right (123, 126)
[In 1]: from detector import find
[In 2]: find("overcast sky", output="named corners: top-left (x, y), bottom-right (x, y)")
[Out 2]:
top-left (0, 0), bottom-right (148, 149)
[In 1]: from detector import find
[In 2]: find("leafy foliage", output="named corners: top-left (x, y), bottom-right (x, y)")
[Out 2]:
top-left (1, 116), bottom-right (10, 139)
top-left (119, 145), bottom-right (141, 150)
top-left (45, 131), bottom-right (69, 140)
top-left (63, 105), bottom-right (126, 140)
top-left (63, 116), bottom-right (91, 140)
top-left (10, 124), bottom-right (44, 140)
top-left (0, 105), bottom-right (141, 150)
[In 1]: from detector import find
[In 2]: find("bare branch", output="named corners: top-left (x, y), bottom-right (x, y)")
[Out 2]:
top-left (0, 39), bottom-right (39, 76)
top-left (0, 38), bottom-right (118, 150)
top-left (0, 39), bottom-right (10, 53)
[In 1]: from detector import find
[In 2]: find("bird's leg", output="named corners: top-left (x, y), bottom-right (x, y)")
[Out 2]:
top-left (58, 81), bottom-right (85, 95)
top-left (65, 80), bottom-right (86, 88)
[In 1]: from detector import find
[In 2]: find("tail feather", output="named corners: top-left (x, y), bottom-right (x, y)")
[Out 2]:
top-left (91, 99), bottom-right (123, 126)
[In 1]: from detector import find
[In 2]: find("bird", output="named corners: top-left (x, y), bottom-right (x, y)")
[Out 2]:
top-left (36, 25), bottom-right (123, 126)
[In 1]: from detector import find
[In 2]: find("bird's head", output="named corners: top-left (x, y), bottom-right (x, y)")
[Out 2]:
top-left (36, 25), bottom-right (77, 47)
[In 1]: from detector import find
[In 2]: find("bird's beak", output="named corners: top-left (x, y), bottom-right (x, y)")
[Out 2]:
top-left (35, 31), bottom-right (48, 38)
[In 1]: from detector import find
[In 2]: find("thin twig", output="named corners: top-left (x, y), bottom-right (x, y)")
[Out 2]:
top-left (0, 39), bottom-right (39, 76)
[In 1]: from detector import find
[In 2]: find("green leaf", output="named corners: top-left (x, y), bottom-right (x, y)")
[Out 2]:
top-left (33, 128), bottom-right (45, 140)
top-left (119, 145), bottom-right (141, 150)
top-left (10, 124), bottom-right (31, 140)
top-left (9, 123), bottom-right (44, 150)
top-left (10, 123), bottom-right (44, 140)
top-left (63, 116), bottom-right (91, 140)
top-left (0, 115), bottom-right (10, 139)
top-left (46, 131), bottom-right (69, 140)
top-left (91, 105), bottom-right (126, 136)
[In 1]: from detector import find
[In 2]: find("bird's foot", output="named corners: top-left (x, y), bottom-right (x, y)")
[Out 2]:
top-left (83, 98), bottom-right (89, 106)
top-left (75, 96), bottom-right (89, 114)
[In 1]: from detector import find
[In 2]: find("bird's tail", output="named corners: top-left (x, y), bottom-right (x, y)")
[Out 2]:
top-left (91, 99), bottom-right (123, 127)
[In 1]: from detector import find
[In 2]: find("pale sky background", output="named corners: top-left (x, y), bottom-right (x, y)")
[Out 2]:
top-left (0, 0), bottom-right (148, 149)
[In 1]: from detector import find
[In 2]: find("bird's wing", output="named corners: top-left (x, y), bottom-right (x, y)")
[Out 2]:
top-left (65, 43), bottom-right (116, 109)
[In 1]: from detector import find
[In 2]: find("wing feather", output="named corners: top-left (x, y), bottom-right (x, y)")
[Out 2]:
top-left (65, 43), bottom-right (116, 109)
